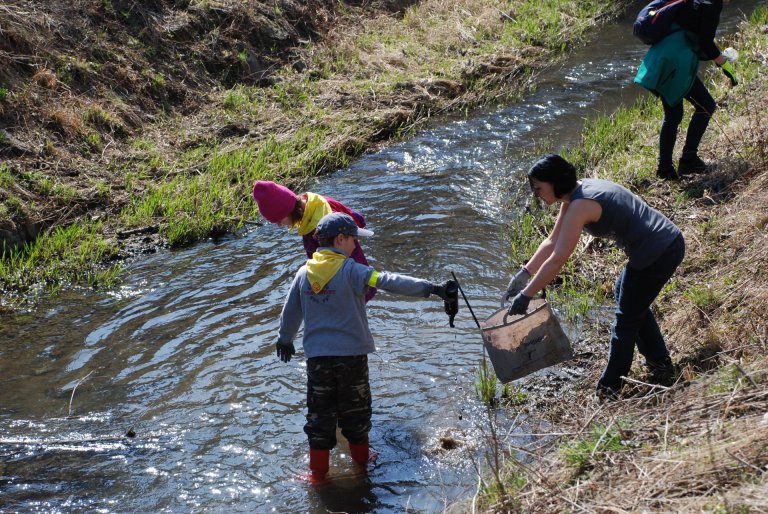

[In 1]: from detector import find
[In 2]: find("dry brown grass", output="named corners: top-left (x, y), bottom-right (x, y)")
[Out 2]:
top-left (32, 69), bottom-right (57, 89)
top-left (506, 371), bottom-right (768, 513)
top-left (667, 94), bottom-right (768, 374)
top-left (44, 106), bottom-right (84, 136)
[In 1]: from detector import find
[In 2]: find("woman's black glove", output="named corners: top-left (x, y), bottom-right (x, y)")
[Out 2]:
top-left (276, 340), bottom-right (296, 362)
top-left (507, 292), bottom-right (531, 315)
top-left (503, 267), bottom-right (531, 302)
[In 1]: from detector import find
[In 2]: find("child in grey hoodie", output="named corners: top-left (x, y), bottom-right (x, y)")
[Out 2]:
top-left (276, 212), bottom-right (453, 483)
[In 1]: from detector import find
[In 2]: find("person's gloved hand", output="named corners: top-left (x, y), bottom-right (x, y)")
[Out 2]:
top-left (442, 280), bottom-right (460, 327)
top-left (431, 281), bottom-right (451, 300)
top-left (276, 340), bottom-right (296, 362)
top-left (507, 292), bottom-right (532, 315)
top-left (503, 267), bottom-right (531, 302)
top-left (720, 61), bottom-right (738, 86)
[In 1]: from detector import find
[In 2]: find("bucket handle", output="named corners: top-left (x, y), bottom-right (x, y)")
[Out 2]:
top-left (501, 288), bottom-right (547, 324)
top-left (500, 288), bottom-right (547, 308)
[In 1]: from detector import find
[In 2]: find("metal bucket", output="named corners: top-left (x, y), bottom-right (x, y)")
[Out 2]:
top-left (480, 298), bottom-right (573, 383)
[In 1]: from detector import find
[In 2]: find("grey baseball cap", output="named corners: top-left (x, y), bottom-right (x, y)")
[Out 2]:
top-left (316, 212), bottom-right (374, 239)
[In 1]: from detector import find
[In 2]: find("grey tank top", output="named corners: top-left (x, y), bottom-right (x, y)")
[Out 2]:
top-left (571, 179), bottom-right (681, 269)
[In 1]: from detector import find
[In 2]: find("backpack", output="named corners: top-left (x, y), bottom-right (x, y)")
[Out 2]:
top-left (633, 0), bottom-right (688, 45)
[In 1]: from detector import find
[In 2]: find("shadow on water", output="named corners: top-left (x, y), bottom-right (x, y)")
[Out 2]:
top-left (1, 2), bottom-right (762, 512)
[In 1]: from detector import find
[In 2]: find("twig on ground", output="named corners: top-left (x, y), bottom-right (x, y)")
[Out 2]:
top-left (621, 375), bottom-right (671, 392)
top-left (732, 361), bottom-right (758, 388)
top-left (471, 469), bottom-right (484, 514)
top-left (590, 418), bottom-right (615, 460)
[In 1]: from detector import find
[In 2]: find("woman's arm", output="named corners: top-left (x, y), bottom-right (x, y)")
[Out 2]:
top-left (522, 199), bottom-right (602, 297)
top-left (523, 202), bottom-right (570, 275)
top-left (695, 0), bottom-right (723, 62)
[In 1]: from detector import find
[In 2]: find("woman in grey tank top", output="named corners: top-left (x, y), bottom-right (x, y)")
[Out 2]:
top-left (504, 154), bottom-right (685, 399)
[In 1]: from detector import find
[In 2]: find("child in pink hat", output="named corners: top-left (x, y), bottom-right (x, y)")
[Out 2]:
top-left (252, 180), bottom-right (376, 302)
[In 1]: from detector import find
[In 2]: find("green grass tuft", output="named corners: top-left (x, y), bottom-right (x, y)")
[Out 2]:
top-left (562, 423), bottom-right (625, 475)
top-left (475, 360), bottom-right (498, 406)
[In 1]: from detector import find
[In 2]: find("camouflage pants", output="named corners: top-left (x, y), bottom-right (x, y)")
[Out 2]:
top-left (304, 355), bottom-right (372, 450)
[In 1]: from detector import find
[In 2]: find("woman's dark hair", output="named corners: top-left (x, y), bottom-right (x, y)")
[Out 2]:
top-left (527, 153), bottom-right (578, 198)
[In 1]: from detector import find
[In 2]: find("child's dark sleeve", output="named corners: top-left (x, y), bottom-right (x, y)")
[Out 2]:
top-left (277, 269), bottom-right (304, 344)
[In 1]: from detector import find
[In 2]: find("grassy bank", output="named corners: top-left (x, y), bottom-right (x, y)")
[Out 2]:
top-left (0, 0), bottom-right (623, 308)
top-left (471, 7), bottom-right (768, 512)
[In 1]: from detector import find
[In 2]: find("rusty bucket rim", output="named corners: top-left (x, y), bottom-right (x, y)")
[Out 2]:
top-left (482, 299), bottom-right (550, 331)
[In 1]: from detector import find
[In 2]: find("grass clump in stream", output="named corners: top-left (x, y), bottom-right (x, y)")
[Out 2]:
top-left (475, 360), bottom-right (498, 406)
top-left (500, 383), bottom-right (528, 406)
top-left (0, 220), bottom-right (121, 306)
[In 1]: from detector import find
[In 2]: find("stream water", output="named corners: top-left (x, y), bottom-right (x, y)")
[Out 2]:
top-left (0, 2), bottom-right (760, 512)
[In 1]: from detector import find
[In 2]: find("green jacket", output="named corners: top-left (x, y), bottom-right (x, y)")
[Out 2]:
top-left (634, 29), bottom-right (700, 106)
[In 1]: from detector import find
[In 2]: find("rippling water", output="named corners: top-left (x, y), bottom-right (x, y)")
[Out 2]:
top-left (1, 4), bottom-right (759, 512)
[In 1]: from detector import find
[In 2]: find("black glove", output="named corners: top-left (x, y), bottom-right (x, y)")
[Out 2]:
top-left (720, 61), bottom-right (738, 86)
top-left (507, 292), bottom-right (531, 316)
top-left (431, 281), bottom-right (450, 301)
top-left (443, 280), bottom-right (459, 327)
top-left (276, 340), bottom-right (296, 363)
top-left (503, 267), bottom-right (531, 303)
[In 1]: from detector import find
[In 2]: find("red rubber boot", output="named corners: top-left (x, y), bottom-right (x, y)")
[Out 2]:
top-left (307, 448), bottom-right (329, 484)
top-left (349, 441), bottom-right (378, 466)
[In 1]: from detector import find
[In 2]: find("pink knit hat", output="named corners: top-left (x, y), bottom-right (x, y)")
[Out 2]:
top-left (252, 180), bottom-right (298, 223)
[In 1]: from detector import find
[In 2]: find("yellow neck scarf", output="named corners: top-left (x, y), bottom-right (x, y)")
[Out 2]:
top-left (296, 192), bottom-right (332, 236)
top-left (306, 249), bottom-right (347, 293)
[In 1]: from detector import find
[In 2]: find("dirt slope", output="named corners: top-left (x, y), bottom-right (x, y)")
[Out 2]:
top-left (0, 0), bottom-right (409, 250)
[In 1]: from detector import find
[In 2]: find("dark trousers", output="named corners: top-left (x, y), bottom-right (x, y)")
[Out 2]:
top-left (658, 77), bottom-right (717, 167)
top-left (305, 355), bottom-right (372, 450)
top-left (599, 235), bottom-right (685, 391)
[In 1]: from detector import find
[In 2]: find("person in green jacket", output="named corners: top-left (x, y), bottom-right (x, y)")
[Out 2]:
top-left (634, 0), bottom-right (737, 180)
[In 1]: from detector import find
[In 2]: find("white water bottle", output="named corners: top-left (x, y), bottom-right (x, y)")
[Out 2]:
top-left (722, 47), bottom-right (739, 62)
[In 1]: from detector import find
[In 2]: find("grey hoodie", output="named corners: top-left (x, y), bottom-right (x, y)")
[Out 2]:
top-left (277, 248), bottom-right (433, 359)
